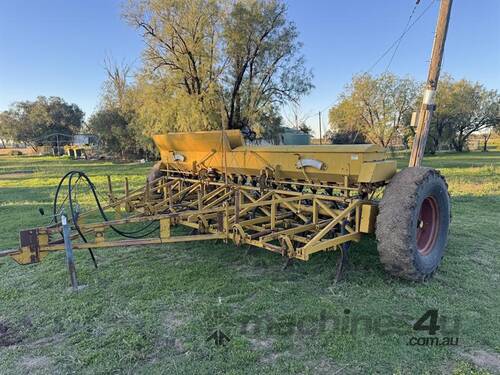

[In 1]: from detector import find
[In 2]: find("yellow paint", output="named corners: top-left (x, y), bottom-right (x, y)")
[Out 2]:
top-left (153, 130), bottom-right (397, 185)
top-left (95, 227), bottom-right (105, 243)
top-left (11, 247), bottom-right (33, 265)
top-left (359, 204), bottom-right (378, 234)
top-left (160, 218), bottom-right (171, 239)
top-left (358, 160), bottom-right (397, 183)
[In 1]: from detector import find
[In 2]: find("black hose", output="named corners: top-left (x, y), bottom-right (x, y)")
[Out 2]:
top-left (51, 171), bottom-right (97, 267)
top-left (68, 172), bottom-right (98, 268)
top-left (52, 171), bottom-right (161, 266)
top-left (75, 172), bottom-right (160, 238)
top-left (52, 170), bottom-right (75, 223)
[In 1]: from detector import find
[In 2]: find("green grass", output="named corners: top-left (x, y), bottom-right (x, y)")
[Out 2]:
top-left (0, 153), bottom-right (499, 374)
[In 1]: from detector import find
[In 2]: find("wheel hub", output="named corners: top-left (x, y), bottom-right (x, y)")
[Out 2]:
top-left (416, 196), bottom-right (439, 256)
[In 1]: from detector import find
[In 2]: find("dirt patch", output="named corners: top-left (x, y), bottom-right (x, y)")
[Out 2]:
top-left (162, 311), bottom-right (186, 332)
top-left (249, 337), bottom-right (274, 351)
top-left (261, 352), bottom-right (280, 364)
top-left (164, 338), bottom-right (186, 354)
top-left (153, 310), bottom-right (188, 355)
top-left (305, 358), bottom-right (347, 374)
top-left (21, 356), bottom-right (53, 370)
top-left (249, 338), bottom-right (280, 364)
top-left (0, 321), bottom-right (23, 347)
top-left (460, 350), bottom-right (500, 372)
top-left (25, 333), bottom-right (66, 348)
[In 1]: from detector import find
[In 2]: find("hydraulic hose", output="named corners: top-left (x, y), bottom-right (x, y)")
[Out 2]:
top-left (52, 171), bottom-right (162, 267)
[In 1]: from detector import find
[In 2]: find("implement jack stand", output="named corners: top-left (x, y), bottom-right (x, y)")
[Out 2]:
top-left (61, 214), bottom-right (87, 292)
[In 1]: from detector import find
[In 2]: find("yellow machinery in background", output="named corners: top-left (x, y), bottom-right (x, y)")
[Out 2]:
top-left (64, 144), bottom-right (93, 159)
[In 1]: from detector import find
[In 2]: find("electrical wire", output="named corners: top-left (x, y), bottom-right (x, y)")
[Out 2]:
top-left (303, 0), bottom-right (437, 124)
top-left (368, 0), bottom-right (437, 74)
top-left (384, 2), bottom-right (420, 72)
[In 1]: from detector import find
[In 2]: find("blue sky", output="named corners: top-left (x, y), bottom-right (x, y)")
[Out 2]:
top-left (1, 0), bottom-right (499, 135)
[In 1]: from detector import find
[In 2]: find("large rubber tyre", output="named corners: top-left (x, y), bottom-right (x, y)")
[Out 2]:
top-left (147, 162), bottom-right (166, 185)
top-left (376, 167), bottom-right (450, 281)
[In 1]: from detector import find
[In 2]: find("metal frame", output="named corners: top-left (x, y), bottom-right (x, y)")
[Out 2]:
top-left (3, 172), bottom-right (379, 265)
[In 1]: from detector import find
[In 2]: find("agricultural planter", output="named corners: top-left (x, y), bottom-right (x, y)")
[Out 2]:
top-left (0, 130), bottom-right (450, 281)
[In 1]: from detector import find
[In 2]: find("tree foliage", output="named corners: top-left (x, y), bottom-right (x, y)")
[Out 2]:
top-left (253, 106), bottom-right (282, 144)
top-left (86, 0), bottom-right (311, 155)
top-left (325, 129), bottom-right (366, 145)
top-left (88, 59), bottom-right (147, 157)
top-left (431, 77), bottom-right (499, 152)
top-left (328, 73), bottom-right (419, 147)
top-left (220, 0), bottom-right (312, 129)
top-left (123, 0), bottom-right (312, 134)
top-left (87, 109), bottom-right (133, 157)
top-left (327, 73), bottom-right (499, 153)
top-left (0, 96), bottom-right (84, 146)
top-left (424, 75), bottom-right (456, 153)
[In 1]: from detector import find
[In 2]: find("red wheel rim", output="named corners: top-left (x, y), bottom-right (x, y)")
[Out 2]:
top-left (416, 196), bottom-right (439, 256)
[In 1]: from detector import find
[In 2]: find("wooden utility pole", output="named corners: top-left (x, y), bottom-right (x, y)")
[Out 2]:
top-left (318, 111), bottom-right (322, 145)
top-left (409, 0), bottom-right (453, 167)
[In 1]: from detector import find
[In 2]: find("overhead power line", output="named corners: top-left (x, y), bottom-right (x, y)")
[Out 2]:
top-left (367, 0), bottom-right (437, 74)
top-left (384, 2), bottom-right (420, 72)
top-left (304, 0), bottom-right (438, 129)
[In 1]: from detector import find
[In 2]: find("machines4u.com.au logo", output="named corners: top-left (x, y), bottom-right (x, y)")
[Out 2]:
top-left (408, 309), bottom-right (460, 347)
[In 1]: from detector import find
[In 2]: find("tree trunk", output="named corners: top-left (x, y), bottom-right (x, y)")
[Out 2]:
top-left (228, 63), bottom-right (248, 130)
top-left (482, 134), bottom-right (491, 152)
top-left (453, 131), bottom-right (465, 152)
top-left (427, 136), bottom-right (438, 155)
top-left (453, 139), bottom-right (464, 152)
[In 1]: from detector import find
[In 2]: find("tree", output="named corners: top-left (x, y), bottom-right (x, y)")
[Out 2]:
top-left (124, 0), bottom-right (229, 132)
top-left (220, 0), bottom-right (312, 129)
top-left (87, 109), bottom-right (136, 158)
top-left (327, 99), bottom-right (364, 145)
top-left (325, 129), bottom-right (366, 144)
top-left (480, 130), bottom-right (494, 152)
top-left (102, 56), bottom-right (133, 112)
top-left (424, 75), bottom-right (455, 154)
top-left (254, 106), bottom-right (282, 144)
top-left (436, 79), bottom-right (499, 152)
top-left (328, 73), bottom-right (419, 147)
top-left (0, 112), bottom-right (15, 147)
top-left (0, 96), bottom-right (84, 146)
top-left (283, 102), bottom-right (310, 130)
top-left (89, 58), bottom-right (151, 158)
top-left (123, 0), bottom-right (312, 134)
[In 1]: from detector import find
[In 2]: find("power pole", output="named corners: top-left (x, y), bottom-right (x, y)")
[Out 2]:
top-left (409, 0), bottom-right (453, 167)
top-left (318, 111), bottom-right (322, 145)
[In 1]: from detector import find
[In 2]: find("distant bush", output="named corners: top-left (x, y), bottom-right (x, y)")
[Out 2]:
top-left (327, 130), bottom-right (366, 144)
top-left (9, 150), bottom-right (22, 156)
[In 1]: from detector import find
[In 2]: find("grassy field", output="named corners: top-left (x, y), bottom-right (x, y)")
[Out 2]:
top-left (0, 152), bottom-right (499, 374)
